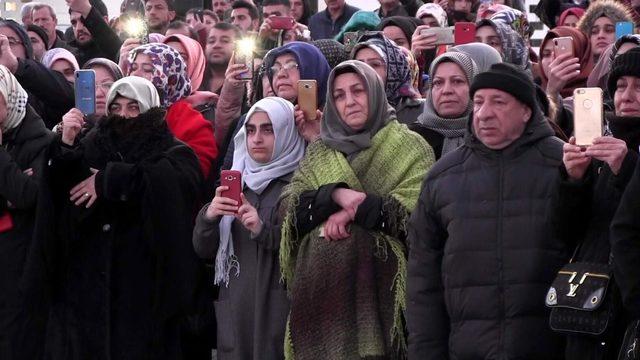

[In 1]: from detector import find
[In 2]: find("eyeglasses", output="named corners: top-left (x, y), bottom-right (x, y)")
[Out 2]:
top-left (269, 62), bottom-right (299, 76)
top-left (96, 82), bottom-right (114, 91)
top-left (7, 37), bottom-right (22, 46)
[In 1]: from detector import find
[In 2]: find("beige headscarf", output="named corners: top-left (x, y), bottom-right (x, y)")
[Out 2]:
top-left (0, 65), bottom-right (28, 132)
top-left (106, 76), bottom-right (161, 115)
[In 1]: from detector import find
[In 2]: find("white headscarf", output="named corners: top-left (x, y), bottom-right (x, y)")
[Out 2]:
top-left (41, 48), bottom-right (80, 72)
top-left (106, 76), bottom-right (161, 115)
top-left (416, 3), bottom-right (448, 28)
top-left (0, 65), bottom-right (28, 132)
top-left (215, 97), bottom-right (306, 286)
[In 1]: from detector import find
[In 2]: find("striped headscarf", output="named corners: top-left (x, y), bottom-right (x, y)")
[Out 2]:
top-left (0, 65), bottom-right (28, 132)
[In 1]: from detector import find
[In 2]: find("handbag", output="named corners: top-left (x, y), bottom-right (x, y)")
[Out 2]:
top-left (619, 320), bottom-right (640, 360)
top-left (545, 249), bottom-right (615, 336)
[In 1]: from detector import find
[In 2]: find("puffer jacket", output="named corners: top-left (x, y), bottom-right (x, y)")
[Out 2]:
top-left (407, 109), bottom-right (568, 359)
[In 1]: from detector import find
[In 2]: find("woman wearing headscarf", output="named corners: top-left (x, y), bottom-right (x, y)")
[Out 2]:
top-left (577, 0), bottom-right (634, 62)
top-left (558, 7), bottom-right (586, 27)
top-left (416, 3), bottom-right (449, 27)
top-left (192, 97), bottom-right (305, 360)
top-left (334, 10), bottom-right (381, 44)
top-left (311, 39), bottom-right (349, 69)
top-left (410, 52), bottom-right (478, 160)
top-left (0, 65), bottom-right (53, 360)
top-left (44, 76), bottom-right (204, 360)
top-left (377, 16), bottom-right (422, 50)
top-left (162, 34), bottom-right (218, 117)
top-left (475, 18), bottom-right (531, 73)
top-left (279, 60), bottom-right (435, 359)
top-left (449, 42), bottom-right (503, 72)
top-left (553, 48), bottom-right (640, 360)
top-left (128, 43), bottom-right (218, 179)
top-left (352, 33), bottom-right (423, 124)
top-left (41, 48), bottom-right (80, 83)
top-left (539, 26), bottom-right (595, 99)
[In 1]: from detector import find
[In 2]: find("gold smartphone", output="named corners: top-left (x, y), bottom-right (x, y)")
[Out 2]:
top-left (573, 88), bottom-right (603, 147)
top-left (297, 80), bottom-right (317, 120)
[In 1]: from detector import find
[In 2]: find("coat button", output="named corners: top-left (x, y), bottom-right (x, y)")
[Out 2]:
top-left (102, 224), bottom-right (111, 232)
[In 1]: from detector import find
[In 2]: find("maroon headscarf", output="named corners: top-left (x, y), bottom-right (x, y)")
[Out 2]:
top-left (558, 7), bottom-right (586, 27)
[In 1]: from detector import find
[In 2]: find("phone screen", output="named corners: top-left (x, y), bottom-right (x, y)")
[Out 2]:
top-left (75, 70), bottom-right (96, 116)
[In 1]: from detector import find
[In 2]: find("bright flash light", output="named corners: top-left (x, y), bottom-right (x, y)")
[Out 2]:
top-left (236, 38), bottom-right (256, 57)
top-left (124, 17), bottom-right (147, 39)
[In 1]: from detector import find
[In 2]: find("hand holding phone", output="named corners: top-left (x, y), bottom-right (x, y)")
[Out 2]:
top-left (298, 80), bottom-right (317, 121)
top-left (573, 88), bottom-right (603, 147)
top-left (220, 170), bottom-right (242, 208)
top-left (420, 27), bottom-right (454, 45)
top-left (553, 37), bottom-right (574, 59)
top-left (75, 70), bottom-right (96, 116)
top-left (269, 16), bottom-right (296, 30)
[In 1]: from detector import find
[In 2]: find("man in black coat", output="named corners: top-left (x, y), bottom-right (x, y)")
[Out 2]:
top-left (407, 63), bottom-right (568, 359)
top-left (67, 0), bottom-right (123, 66)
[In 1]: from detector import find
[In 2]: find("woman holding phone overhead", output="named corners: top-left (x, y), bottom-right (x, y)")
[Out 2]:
top-left (192, 97), bottom-right (305, 360)
top-left (279, 60), bottom-right (434, 359)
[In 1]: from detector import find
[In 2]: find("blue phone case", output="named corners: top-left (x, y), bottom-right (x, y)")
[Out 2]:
top-left (75, 70), bottom-right (96, 115)
top-left (616, 22), bottom-right (634, 39)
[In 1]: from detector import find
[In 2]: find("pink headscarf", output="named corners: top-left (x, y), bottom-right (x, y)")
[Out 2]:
top-left (558, 7), bottom-right (586, 27)
top-left (163, 34), bottom-right (217, 106)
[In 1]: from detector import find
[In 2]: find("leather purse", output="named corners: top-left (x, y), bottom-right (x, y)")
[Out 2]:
top-left (545, 260), bottom-right (615, 336)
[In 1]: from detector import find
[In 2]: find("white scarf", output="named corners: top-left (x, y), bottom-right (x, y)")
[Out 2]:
top-left (215, 97), bottom-right (306, 286)
top-left (0, 66), bottom-right (28, 132)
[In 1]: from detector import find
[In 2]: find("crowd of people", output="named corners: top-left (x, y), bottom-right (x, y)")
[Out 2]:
top-left (2, 0), bottom-right (640, 359)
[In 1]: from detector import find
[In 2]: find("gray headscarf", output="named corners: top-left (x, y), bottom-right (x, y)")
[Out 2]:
top-left (449, 43), bottom-right (503, 73)
top-left (321, 60), bottom-right (396, 159)
top-left (106, 76), bottom-right (161, 115)
top-left (418, 52), bottom-right (478, 156)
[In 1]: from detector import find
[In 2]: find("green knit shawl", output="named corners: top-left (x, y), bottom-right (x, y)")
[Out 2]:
top-left (280, 121), bottom-right (435, 359)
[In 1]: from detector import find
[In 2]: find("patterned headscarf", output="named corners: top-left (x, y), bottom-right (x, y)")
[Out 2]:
top-left (351, 32), bottom-right (419, 106)
top-left (311, 39), bottom-right (349, 69)
top-left (400, 46), bottom-right (421, 98)
top-left (477, 19), bottom-right (530, 73)
top-left (416, 3), bottom-right (448, 27)
top-left (0, 65), bottom-right (28, 132)
top-left (128, 43), bottom-right (192, 108)
top-left (490, 6), bottom-right (532, 40)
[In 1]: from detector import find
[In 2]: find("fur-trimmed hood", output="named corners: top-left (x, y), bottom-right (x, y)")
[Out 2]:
top-left (577, 0), bottom-right (634, 34)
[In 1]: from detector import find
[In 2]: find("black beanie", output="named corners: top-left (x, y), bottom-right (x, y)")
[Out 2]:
top-left (608, 48), bottom-right (640, 97)
top-left (470, 62), bottom-right (537, 113)
top-left (26, 24), bottom-right (50, 51)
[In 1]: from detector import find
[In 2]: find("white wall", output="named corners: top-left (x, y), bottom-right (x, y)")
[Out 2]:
top-left (317, 0), bottom-right (378, 12)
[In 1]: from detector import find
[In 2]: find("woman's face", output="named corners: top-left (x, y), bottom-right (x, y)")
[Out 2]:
top-left (590, 16), bottom-right (615, 57)
top-left (332, 72), bottom-right (369, 131)
top-left (540, 40), bottom-right (555, 79)
top-left (108, 95), bottom-right (141, 119)
top-left (354, 47), bottom-right (387, 83)
top-left (92, 65), bottom-right (116, 117)
top-left (291, 0), bottom-right (305, 22)
top-left (271, 53), bottom-right (300, 102)
top-left (453, 0), bottom-right (472, 13)
top-left (165, 40), bottom-right (189, 67)
top-left (421, 15), bottom-right (440, 28)
top-left (562, 14), bottom-right (580, 28)
top-left (51, 59), bottom-right (76, 83)
top-left (262, 73), bottom-right (275, 98)
top-left (382, 25), bottom-right (410, 50)
top-left (129, 53), bottom-right (156, 83)
top-left (431, 61), bottom-right (470, 117)
top-left (476, 25), bottom-right (503, 54)
top-left (245, 111), bottom-right (275, 163)
top-left (614, 75), bottom-right (640, 117)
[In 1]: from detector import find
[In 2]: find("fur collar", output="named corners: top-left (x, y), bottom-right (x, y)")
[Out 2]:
top-left (82, 107), bottom-right (176, 169)
top-left (577, 0), bottom-right (634, 35)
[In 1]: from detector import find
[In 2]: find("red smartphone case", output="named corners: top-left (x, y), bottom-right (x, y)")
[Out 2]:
top-left (455, 22), bottom-right (476, 45)
top-left (220, 170), bottom-right (242, 206)
top-left (270, 16), bottom-right (295, 30)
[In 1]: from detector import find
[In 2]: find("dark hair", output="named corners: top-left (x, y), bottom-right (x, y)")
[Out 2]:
top-left (143, 0), bottom-right (175, 11)
top-left (187, 8), bottom-right (219, 22)
top-left (213, 22), bottom-right (242, 39)
top-left (67, 0), bottom-right (108, 18)
top-left (295, 0), bottom-right (312, 25)
top-left (167, 20), bottom-right (199, 40)
top-left (262, 0), bottom-right (291, 8)
top-left (26, 24), bottom-right (50, 50)
top-left (231, 0), bottom-right (259, 20)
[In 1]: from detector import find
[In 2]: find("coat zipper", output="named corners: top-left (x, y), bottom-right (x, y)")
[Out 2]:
top-left (497, 154), bottom-right (505, 356)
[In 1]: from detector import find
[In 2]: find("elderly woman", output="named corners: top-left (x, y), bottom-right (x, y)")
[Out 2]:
top-left (193, 97), bottom-right (305, 360)
top-left (0, 65), bottom-right (53, 360)
top-left (553, 48), bottom-right (640, 360)
top-left (410, 52), bottom-right (478, 160)
top-left (45, 76), bottom-right (203, 360)
top-left (577, 0), bottom-right (634, 62)
top-left (128, 43), bottom-right (218, 179)
top-left (352, 33), bottom-right (423, 124)
top-left (279, 60), bottom-right (434, 359)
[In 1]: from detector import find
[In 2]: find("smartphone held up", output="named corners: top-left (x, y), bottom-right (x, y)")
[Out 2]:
top-left (75, 70), bottom-right (96, 116)
top-left (235, 37), bottom-right (256, 81)
top-left (220, 170), bottom-right (242, 210)
top-left (573, 88), bottom-right (604, 148)
top-left (123, 16), bottom-right (149, 44)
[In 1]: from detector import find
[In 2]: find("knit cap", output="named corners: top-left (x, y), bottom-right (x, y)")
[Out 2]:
top-left (608, 47), bottom-right (640, 97)
top-left (470, 62), bottom-right (537, 113)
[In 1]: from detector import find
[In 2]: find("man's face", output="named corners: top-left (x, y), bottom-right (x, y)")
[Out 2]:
top-left (70, 11), bottom-right (93, 45)
top-left (205, 28), bottom-right (236, 67)
top-left (325, 0), bottom-right (345, 12)
top-left (472, 88), bottom-right (532, 150)
top-left (144, 0), bottom-right (176, 32)
top-left (27, 31), bottom-right (46, 61)
top-left (231, 8), bottom-right (257, 33)
top-left (212, 0), bottom-right (230, 20)
top-left (263, 4), bottom-right (290, 18)
top-left (32, 7), bottom-right (56, 43)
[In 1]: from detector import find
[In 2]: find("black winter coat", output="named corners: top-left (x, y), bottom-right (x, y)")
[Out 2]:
top-left (407, 111), bottom-right (568, 359)
top-left (41, 109), bottom-right (205, 360)
top-left (0, 107), bottom-right (54, 360)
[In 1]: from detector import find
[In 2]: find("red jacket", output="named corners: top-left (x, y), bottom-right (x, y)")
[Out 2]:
top-left (166, 99), bottom-right (218, 176)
